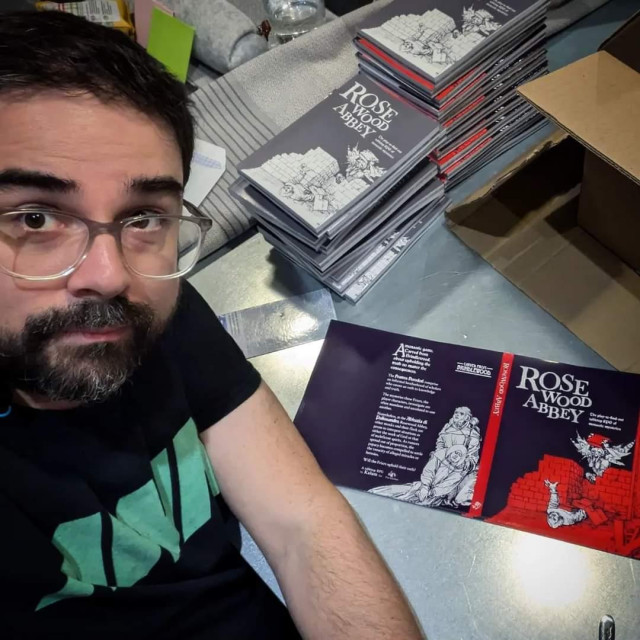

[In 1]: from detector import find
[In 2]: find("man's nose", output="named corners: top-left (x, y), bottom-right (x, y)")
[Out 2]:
top-left (66, 233), bottom-right (131, 299)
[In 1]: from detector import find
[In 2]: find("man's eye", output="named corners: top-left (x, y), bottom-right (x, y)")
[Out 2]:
top-left (128, 216), bottom-right (166, 231)
top-left (19, 210), bottom-right (61, 231)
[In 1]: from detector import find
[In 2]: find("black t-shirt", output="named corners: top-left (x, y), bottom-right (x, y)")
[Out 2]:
top-left (0, 282), bottom-right (301, 640)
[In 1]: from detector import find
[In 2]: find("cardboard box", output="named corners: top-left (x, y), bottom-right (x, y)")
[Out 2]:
top-left (580, 151), bottom-right (640, 271)
top-left (447, 130), bottom-right (640, 373)
top-left (446, 14), bottom-right (640, 373)
top-left (516, 12), bottom-right (640, 270)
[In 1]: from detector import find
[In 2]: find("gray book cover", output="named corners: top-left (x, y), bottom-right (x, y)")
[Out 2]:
top-left (356, 17), bottom-right (546, 117)
top-left (357, 0), bottom-right (544, 85)
top-left (238, 73), bottom-right (441, 234)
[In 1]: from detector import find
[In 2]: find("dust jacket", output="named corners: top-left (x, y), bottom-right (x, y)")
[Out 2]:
top-left (295, 321), bottom-right (640, 557)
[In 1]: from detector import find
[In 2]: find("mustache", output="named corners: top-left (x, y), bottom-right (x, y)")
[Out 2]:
top-left (23, 297), bottom-right (155, 343)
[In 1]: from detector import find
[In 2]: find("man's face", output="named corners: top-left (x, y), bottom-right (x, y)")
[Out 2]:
top-left (0, 92), bottom-right (183, 404)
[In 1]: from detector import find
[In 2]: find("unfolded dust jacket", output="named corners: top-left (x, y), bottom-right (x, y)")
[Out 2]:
top-left (295, 321), bottom-right (640, 558)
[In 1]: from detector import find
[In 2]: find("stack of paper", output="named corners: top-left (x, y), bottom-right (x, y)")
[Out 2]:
top-left (231, 74), bottom-right (448, 302)
top-left (355, 0), bottom-right (549, 187)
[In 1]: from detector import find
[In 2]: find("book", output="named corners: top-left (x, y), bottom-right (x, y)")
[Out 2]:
top-left (237, 73), bottom-right (442, 235)
top-left (445, 117), bottom-right (548, 187)
top-left (353, 0), bottom-right (549, 189)
top-left (295, 321), bottom-right (640, 557)
top-left (258, 182), bottom-right (445, 273)
top-left (357, 0), bottom-right (546, 88)
top-left (355, 16), bottom-right (546, 111)
top-left (262, 195), bottom-right (448, 299)
top-left (230, 158), bottom-right (438, 252)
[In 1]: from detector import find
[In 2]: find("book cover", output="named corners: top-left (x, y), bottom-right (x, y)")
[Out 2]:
top-left (356, 20), bottom-right (546, 126)
top-left (480, 354), bottom-right (640, 556)
top-left (238, 74), bottom-right (440, 234)
top-left (357, 0), bottom-right (542, 84)
top-left (294, 321), bottom-right (640, 556)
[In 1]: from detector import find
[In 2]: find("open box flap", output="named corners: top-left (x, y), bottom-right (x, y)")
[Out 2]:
top-left (517, 51), bottom-right (640, 186)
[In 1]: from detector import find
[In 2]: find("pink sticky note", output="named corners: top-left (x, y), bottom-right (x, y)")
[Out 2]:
top-left (135, 0), bottom-right (174, 47)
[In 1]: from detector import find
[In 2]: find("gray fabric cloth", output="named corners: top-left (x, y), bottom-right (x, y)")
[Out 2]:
top-left (228, 0), bottom-right (270, 24)
top-left (164, 0), bottom-right (268, 73)
top-left (191, 76), bottom-right (277, 254)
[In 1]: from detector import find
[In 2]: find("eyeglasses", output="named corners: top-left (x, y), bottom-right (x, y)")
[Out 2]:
top-left (0, 202), bottom-right (212, 281)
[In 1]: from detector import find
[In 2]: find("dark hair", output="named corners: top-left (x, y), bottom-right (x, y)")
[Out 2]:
top-left (0, 11), bottom-right (194, 181)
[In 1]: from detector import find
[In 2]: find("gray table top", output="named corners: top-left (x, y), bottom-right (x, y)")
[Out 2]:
top-left (189, 1), bottom-right (640, 637)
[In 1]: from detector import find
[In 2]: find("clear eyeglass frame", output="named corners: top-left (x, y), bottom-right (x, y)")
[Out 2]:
top-left (0, 200), bottom-right (213, 281)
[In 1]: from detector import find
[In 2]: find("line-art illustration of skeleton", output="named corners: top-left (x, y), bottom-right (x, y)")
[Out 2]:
top-left (369, 406), bottom-right (481, 508)
top-left (571, 433), bottom-right (634, 483)
top-left (345, 145), bottom-right (386, 182)
top-left (461, 6), bottom-right (500, 36)
top-left (544, 480), bottom-right (587, 529)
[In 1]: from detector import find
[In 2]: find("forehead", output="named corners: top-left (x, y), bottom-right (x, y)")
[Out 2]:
top-left (0, 91), bottom-right (183, 186)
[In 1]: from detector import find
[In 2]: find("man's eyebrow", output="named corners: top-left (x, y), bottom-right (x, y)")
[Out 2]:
top-left (0, 169), bottom-right (78, 193)
top-left (127, 176), bottom-right (184, 197)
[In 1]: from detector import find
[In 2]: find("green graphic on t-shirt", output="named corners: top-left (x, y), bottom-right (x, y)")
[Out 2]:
top-left (36, 418), bottom-right (220, 611)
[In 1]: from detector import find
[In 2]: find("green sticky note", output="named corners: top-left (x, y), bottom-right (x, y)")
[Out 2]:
top-left (146, 8), bottom-right (195, 83)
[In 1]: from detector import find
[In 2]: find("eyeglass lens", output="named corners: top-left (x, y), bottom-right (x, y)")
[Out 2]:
top-left (0, 208), bottom-right (203, 279)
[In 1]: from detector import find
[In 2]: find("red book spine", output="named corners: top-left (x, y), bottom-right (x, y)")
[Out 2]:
top-left (467, 352), bottom-right (515, 518)
top-left (627, 409), bottom-right (640, 520)
top-left (357, 38), bottom-right (435, 91)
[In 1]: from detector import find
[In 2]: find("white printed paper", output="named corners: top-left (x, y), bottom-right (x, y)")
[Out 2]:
top-left (39, 1), bottom-right (121, 24)
top-left (184, 139), bottom-right (226, 207)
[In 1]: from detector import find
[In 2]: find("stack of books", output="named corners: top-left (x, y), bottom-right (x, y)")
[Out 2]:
top-left (354, 0), bottom-right (549, 186)
top-left (231, 74), bottom-right (449, 302)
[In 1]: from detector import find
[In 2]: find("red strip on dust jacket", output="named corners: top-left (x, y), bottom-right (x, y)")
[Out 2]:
top-left (357, 38), bottom-right (435, 90)
top-left (467, 352), bottom-right (515, 518)
top-left (627, 409), bottom-right (640, 521)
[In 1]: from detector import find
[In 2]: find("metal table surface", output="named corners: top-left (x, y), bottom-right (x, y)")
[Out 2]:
top-left (188, 2), bottom-right (640, 637)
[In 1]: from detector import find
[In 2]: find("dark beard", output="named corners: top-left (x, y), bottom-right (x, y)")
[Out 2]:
top-left (0, 297), bottom-right (166, 404)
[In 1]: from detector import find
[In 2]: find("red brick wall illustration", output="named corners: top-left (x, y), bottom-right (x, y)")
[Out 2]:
top-left (506, 455), bottom-right (632, 517)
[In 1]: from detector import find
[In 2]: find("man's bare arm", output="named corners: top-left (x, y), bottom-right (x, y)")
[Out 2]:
top-left (200, 382), bottom-right (424, 640)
